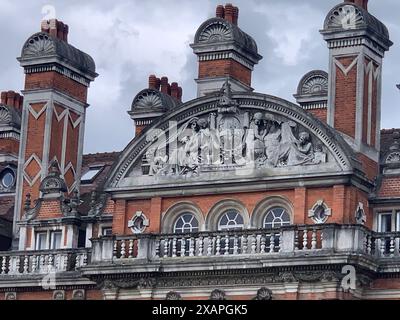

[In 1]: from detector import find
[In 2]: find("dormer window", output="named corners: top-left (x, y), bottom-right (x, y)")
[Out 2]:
top-left (81, 166), bottom-right (104, 184)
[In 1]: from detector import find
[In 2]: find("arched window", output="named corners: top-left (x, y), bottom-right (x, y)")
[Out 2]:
top-left (173, 213), bottom-right (199, 234)
top-left (218, 210), bottom-right (244, 231)
top-left (263, 207), bottom-right (291, 229)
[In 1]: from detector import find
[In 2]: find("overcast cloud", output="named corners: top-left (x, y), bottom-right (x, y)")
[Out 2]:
top-left (0, 0), bottom-right (399, 154)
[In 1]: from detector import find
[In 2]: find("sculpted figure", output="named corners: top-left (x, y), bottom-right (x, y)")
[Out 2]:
top-left (198, 118), bottom-right (221, 165)
top-left (264, 114), bottom-right (283, 167)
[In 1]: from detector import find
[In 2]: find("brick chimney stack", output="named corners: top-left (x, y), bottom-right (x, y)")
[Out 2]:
top-left (344, 0), bottom-right (368, 10)
top-left (216, 4), bottom-right (239, 25)
top-left (191, 4), bottom-right (262, 97)
top-left (148, 75), bottom-right (182, 102)
top-left (321, 0), bottom-right (392, 181)
top-left (1, 91), bottom-right (23, 112)
top-left (41, 19), bottom-right (69, 42)
top-left (15, 18), bottom-right (97, 245)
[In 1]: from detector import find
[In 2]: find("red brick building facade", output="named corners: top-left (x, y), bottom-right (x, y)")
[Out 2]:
top-left (0, 0), bottom-right (400, 300)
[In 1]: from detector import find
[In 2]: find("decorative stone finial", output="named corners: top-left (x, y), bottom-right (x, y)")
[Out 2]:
top-left (39, 160), bottom-right (67, 195)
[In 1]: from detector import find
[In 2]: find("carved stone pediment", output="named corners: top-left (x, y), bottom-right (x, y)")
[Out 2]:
top-left (106, 92), bottom-right (355, 190)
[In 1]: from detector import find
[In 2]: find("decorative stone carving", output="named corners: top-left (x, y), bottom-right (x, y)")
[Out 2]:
top-left (72, 289), bottom-right (85, 300)
top-left (0, 106), bottom-right (12, 124)
top-left (210, 289), bottom-right (226, 300)
top-left (166, 291), bottom-right (182, 300)
top-left (5, 292), bottom-right (16, 300)
top-left (141, 84), bottom-right (328, 179)
top-left (198, 21), bottom-right (232, 43)
top-left (22, 33), bottom-right (56, 57)
top-left (325, 4), bottom-right (364, 30)
top-left (53, 290), bottom-right (65, 300)
top-left (308, 200), bottom-right (332, 224)
top-left (128, 211), bottom-right (150, 234)
top-left (99, 278), bottom-right (156, 290)
top-left (254, 287), bottom-right (272, 300)
top-left (355, 202), bottom-right (366, 225)
top-left (133, 90), bottom-right (163, 110)
top-left (88, 191), bottom-right (108, 216)
top-left (386, 152), bottom-right (400, 164)
top-left (39, 160), bottom-right (67, 195)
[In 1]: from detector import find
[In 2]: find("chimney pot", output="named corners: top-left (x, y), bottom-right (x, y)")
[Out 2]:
top-left (160, 77), bottom-right (170, 95)
top-left (41, 19), bottom-right (69, 42)
top-left (224, 4), bottom-right (234, 24)
top-left (171, 82), bottom-right (179, 99)
top-left (344, 0), bottom-right (368, 10)
top-left (149, 74), bottom-right (158, 90)
top-left (232, 6), bottom-right (239, 25)
top-left (216, 5), bottom-right (225, 18)
top-left (177, 87), bottom-right (183, 101)
top-left (0, 92), bottom-right (6, 105)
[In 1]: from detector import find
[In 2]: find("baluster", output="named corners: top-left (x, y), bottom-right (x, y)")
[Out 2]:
top-left (113, 240), bottom-right (118, 259)
top-left (380, 238), bottom-right (386, 257)
top-left (180, 237), bottom-right (185, 257)
top-left (40, 255), bottom-right (45, 272)
top-left (242, 235), bottom-right (248, 254)
top-left (366, 235), bottom-right (372, 255)
top-left (198, 236), bottom-right (203, 257)
top-left (23, 256), bottom-right (29, 274)
top-left (294, 230), bottom-right (299, 251)
top-left (83, 253), bottom-right (88, 266)
top-left (302, 230), bottom-right (308, 250)
top-left (155, 238), bottom-right (161, 258)
top-left (128, 239), bottom-right (134, 258)
top-left (251, 235), bottom-right (256, 254)
top-left (224, 234), bottom-right (230, 255)
top-left (75, 254), bottom-right (81, 270)
top-left (48, 254), bottom-right (54, 272)
top-left (390, 237), bottom-right (395, 257)
top-left (172, 237), bottom-right (177, 258)
top-left (2, 256), bottom-right (7, 274)
top-left (269, 234), bottom-right (275, 253)
top-left (216, 235), bottom-right (221, 255)
top-left (311, 229), bottom-right (317, 250)
top-left (278, 232), bottom-right (282, 252)
top-left (54, 255), bottom-right (59, 271)
top-left (120, 240), bottom-right (126, 259)
top-left (233, 234), bottom-right (239, 255)
top-left (207, 236), bottom-right (213, 256)
top-left (260, 234), bottom-right (266, 253)
top-left (31, 255), bottom-right (37, 273)
top-left (396, 237), bottom-right (400, 257)
top-left (15, 256), bottom-right (21, 274)
top-left (189, 237), bottom-right (195, 257)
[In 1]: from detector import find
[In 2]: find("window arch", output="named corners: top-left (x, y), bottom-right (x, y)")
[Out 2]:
top-left (206, 199), bottom-right (249, 231)
top-left (218, 210), bottom-right (244, 231)
top-left (173, 213), bottom-right (199, 234)
top-left (251, 196), bottom-right (293, 229)
top-left (161, 202), bottom-right (204, 233)
top-left (263, 207), bottom-right (291, 229)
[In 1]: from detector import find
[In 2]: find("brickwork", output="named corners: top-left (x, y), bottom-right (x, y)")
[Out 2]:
top-left (199, 60), bottom-right (252, 87)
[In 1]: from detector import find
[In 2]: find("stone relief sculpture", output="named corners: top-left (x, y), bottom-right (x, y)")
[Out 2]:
top-left (141, 83), bottom-right (327, 178)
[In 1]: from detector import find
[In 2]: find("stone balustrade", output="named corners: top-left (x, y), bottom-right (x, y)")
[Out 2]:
top-left (2, 225), bottom-right (400, 276)
top-left (0, 249), bottom-right (89, 275)
top-left (91, 224), bottom-right (393, 263)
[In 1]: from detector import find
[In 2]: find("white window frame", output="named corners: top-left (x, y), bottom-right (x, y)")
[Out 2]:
top-left (33, 227), bottom-right (64, 251)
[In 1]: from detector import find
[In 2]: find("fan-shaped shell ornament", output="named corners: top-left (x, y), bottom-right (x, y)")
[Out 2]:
top-left (23, 34), bottom-right (55, 57)
top-left (302, 76), bottom-right (328, 95)
top-left (199, 22), bottom-right (232, 43)
top-left (386, 152), bottom-right (400, 164)
top-left (327, 5), bottom-right (365, 30)
top-left (134, 91), bottom-right (163, 109)
top-left (0, 107), bottom-right (11, 124)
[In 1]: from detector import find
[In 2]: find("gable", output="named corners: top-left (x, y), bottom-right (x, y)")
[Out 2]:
top-left (106, 90), bottom-right (356, 192)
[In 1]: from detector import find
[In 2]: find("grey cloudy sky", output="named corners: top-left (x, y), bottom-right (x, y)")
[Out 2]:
top-left (0, 0), bottom-right (399, 154)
